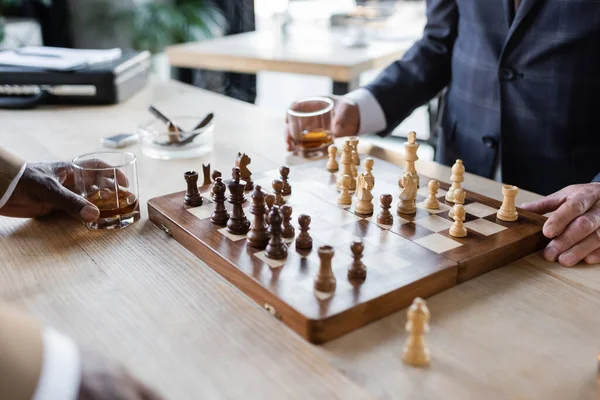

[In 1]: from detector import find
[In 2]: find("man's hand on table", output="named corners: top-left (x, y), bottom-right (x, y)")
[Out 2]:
top-left (0, 161), bottom-right (122, 222)
top-left (522, 183), bottom-right (600, 266)
top-left (285, 95), bottom-right (360, 151)
top-left (78, 349), bottom-right (164, 400)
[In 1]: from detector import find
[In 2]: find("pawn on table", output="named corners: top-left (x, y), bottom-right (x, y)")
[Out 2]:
top-left (423, 180), bottom-right (440, 210)
top-left (296, 214), bottom-right (313, 250)
top-left (337, 174), bottom-right (353, 206)
top-left (348, 239), bottom-right (366, 280)
top-left (314, 245), bottom-right (336, 293)
top-left (497, 185), bottom-right (519, 222)
top-left (280, 204), bottom-right (295, 239)
top-left (402, 297), bottom-right (430, 367)
top-left (448, 188), bottom-right (466, 219)
top-left (265, 206), bottom-right (287, 260)
top-left (280, 166), bottom-right (292, 196)
top-left (377, 194), bottom-right (394, 226)
top-left (449, 203), bottom-right (467, 238)
top-left (184, 171), bottom-right (203, 207)
top-left (272, 179), bottom-right (286, 206)
top-left (327, 144), bottom-right (339, 172)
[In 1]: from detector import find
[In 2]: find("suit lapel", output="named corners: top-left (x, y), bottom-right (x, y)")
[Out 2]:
top-left (501, 0), bottom-right (543, 57)
top-left (502, 0), bottom-right (513, 29)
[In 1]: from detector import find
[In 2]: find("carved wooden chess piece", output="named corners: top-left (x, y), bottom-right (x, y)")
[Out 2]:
top-left (497, 185), bottom-right (519, 222)
top-left (446, 159), bottom-right (465, 202)
top-left (355, 173), bottom-right (374, 215)
top-left (327, 144), bottom-right (339, 172)
top-left (202, 164), bottom-right (211, 186)
top-left (235, 152), bottom-right (254, 191)
top-left (265, 193), bottom-right (276, 224)
top-left (398, 172), bottom-right (417, 215)
top-left (296, 214), bottom-right (313, 250)
top-left (168, 121), bottom-right (180, 144)
top-left (377, 194), bottom-right (394, 225)
top-left (314, 245), bottom-right (336, 293)
top-left (280, 166), bottom-right (292, 196)
top-left (210, 177), bottom-right (229, 226)
top-left (404, 131), bottom-right (420, 187)
top-left (280, 204), bottom-right (295, 239)
top-left (349, 136), bottom-right (360, 166)
top-left (337, 175), bottom-right (353, 206)
top-left (363, 157), bottom-right (375, 190)
top-left (336, 141), bottom-right (356, 191)
top-left (449, 204), bottom-right (467, 238)
top-left (226, 167), bottom-right (251, 235)
top-left (403, 297), bottom-right (430, 367)
top-left (247, 185), bottom-right (270, 249)
top-left (265, 206), bottom-right (287, 260)
top-left (184, 171), bottom-right (203, 207)
top-left (211, 169), bottom-right (222, 183)
top-left (348, 240), bottom-right (367, 280)
top-left (272, 179), bottom-right (286, 206)
top-left (448, 188), bottom-right (466, 219)
top-left (423, 180), bottom-right (440, 210)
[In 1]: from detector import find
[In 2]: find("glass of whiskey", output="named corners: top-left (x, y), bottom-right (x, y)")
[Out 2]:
top-left (287, 96), bottom-right (334, 157)
top-left (72, 151), bottom-right (140, 230)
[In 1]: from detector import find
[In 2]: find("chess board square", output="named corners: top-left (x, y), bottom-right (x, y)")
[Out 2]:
top-left (218, 228), bottom-right (248, 242)
top-left (363, 214), bottom-right (410, 229)
top-left (187, 204), bottom-right (213, 220)
top-left (414, 233), bottom-right (463, 254)
top-left (317, 208), bottom-right (362, 227)
top-left (363, 229), bottom-right (412, 250)
top-left (312, 227), bottom-right (360, 248)
top-left (296, 274), bottom-right (352, 295)
top-left (417, 186), bottom-right (448, 198)
top-left (464, 202), bottom-right (498, 218)
top-left (254, 250), bottom-right (287, 268)
top-left (366, 253), bottom-right (413, 276)
top-left (416, 201), bottom-right (452, 214)
top-left (414, 215), bottom-right (454, 232)
top-left (464, 218), bottom-right (508, 236)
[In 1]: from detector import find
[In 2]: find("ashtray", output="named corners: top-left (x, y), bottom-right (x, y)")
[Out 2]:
top-left (139, 115), bottom-right (214, 160)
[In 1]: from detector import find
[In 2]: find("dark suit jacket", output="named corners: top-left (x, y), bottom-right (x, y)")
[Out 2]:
top-left (366, 0), bottom-right (600, 195)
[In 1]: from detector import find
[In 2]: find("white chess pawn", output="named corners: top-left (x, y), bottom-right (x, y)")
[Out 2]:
top-left (423, 180), bottom-right (440, 210)
top-left (349, 136), bottom-right (360, 166)
top-left (497, 185), bottom-right (519, 222)
top-left (326, 144), bottom-right (339, 172)
top-left (403, 297), bottom-right (430, 367)
top-left (449, 204), bottom-right (467, 238)
top-left (448, 188), bottom-right (466, 219)
top-left (363, 157), bottom-right (375, 190)
top-left (337, 175), bottom-right (353, 206)
top-left (445, 159), bottom-right (465, 203)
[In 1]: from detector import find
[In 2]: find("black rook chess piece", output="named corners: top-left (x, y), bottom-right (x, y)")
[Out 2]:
top-left (247, 185), bottom-right (270, 249)
top-left (211, 177), bottom-right (229, 226)
top-left (265, 206), bottom-right (287, 260)
top-left (226, 167), bottom-right (251, 235)
top-left (184, 171), bottom-right (203, 207)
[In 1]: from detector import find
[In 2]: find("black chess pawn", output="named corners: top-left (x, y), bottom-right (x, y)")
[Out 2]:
top-left (247, 185), bottom-right (270, 249)
top-left (211, 169), bottom-right (222, 183)
top-left (348, 239), bottom-right (367, 280)
top-left (211, 177), bottom-right (229, 226)
top-left (272, 179), bottom-right (285, 206)
top-left (280, 166), bottom-right (292, 196)
top-left (280, 204), bottom-right (295, 239)
top-left (377, 194), bottom-right (394, 225)
top-left (295, 214), bottom-right (313, 250)
top-left (265, 206), bottom-right (287, 260)
top-left (184, 171), bottom-right (203, 207)
top-left (264, 193), bottom-right (276, 225)
top-left (226, 167), bottom-right (251, 235)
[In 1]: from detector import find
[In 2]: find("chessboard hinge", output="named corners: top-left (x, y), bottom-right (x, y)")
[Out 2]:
top-left (159, 224), bottom-right (173, 237)
top-left (263, 303), bottom-right (282, 320)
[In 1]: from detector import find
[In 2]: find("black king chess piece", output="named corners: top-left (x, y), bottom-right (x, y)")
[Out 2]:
top-left (211, 177), bottom-right (229, 226)
top-left (265, 205), bottom-right (287, 260)
top-left (226, 167), bottom-right (251, 235)
top-left (247, 185), bottom-right (270, 249)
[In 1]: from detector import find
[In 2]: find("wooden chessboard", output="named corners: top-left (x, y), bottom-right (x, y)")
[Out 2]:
top-left (148, 157), bottom-right (548, 344)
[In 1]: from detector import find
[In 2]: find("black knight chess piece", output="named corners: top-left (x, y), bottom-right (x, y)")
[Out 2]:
top-left (235, 152), bottom-right (254, 191)
top-left (265, 206), bottom-right (287, 260)
top-left (247, 185), bottom-right (270, 249)
top-left (211, 177), bottom-right (229, 226)
top-left (226, 167), bottom-right (251, 235)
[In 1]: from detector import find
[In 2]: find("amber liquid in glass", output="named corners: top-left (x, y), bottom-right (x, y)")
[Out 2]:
top-left (85, 188), bottom-right (139, 219)
top-left (293, 129), bottom-right (334, 155)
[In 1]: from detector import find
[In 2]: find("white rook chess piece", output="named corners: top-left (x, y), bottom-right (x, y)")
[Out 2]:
top-left (497, 185), bottom-right (519, 222)
top-left (445, 160), bottom-right (465, 203)
top-left (403, 297), bottom-right (430, 367)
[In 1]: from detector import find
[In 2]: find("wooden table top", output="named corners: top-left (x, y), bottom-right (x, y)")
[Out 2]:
top-left (167, 26), bottom-right (416, 82)
top-left (1, 79), bottom-right (598, 400)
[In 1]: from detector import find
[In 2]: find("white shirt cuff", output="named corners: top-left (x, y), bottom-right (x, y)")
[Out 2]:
top-left (33, 328), bottom-right (81, 400)
top-left (0, 162), bottom-right (26, 209)
top-left (344, 88), bottom-right (387, 135)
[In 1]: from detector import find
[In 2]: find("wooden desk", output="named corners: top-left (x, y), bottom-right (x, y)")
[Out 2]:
top-left (1, 79), bottom-right (598, 400)
top-left (167, 26), bottom-right (416, 95)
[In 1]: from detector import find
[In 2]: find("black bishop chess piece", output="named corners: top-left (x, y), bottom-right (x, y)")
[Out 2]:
top-left (247, 185), bottom-right (270, 249)
top-left (184, 171), bottom-right (203, 207)
top-left (280, 166), bottom-right (292, 196)
top-left (280, 204), bottom-right (295, 239)
top-left (211, 177), bottom-right (229, 226)
top-left (226, 167), bottom-right (251, 235)
top-left (265, 206), bottom-right (287, 260)
top-left (295, 214), bottom-right (313, 250)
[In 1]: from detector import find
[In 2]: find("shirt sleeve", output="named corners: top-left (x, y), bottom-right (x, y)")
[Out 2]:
top-left (0, 162), bottom-right (26, 209)
top-left (344, 88), bottom-right (387, 136)
top-left (32, 327), bottom-right (82, 400)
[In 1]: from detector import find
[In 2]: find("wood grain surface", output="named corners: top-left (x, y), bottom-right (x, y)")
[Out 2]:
top-left (1, 78), bottom-right (599, 399)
